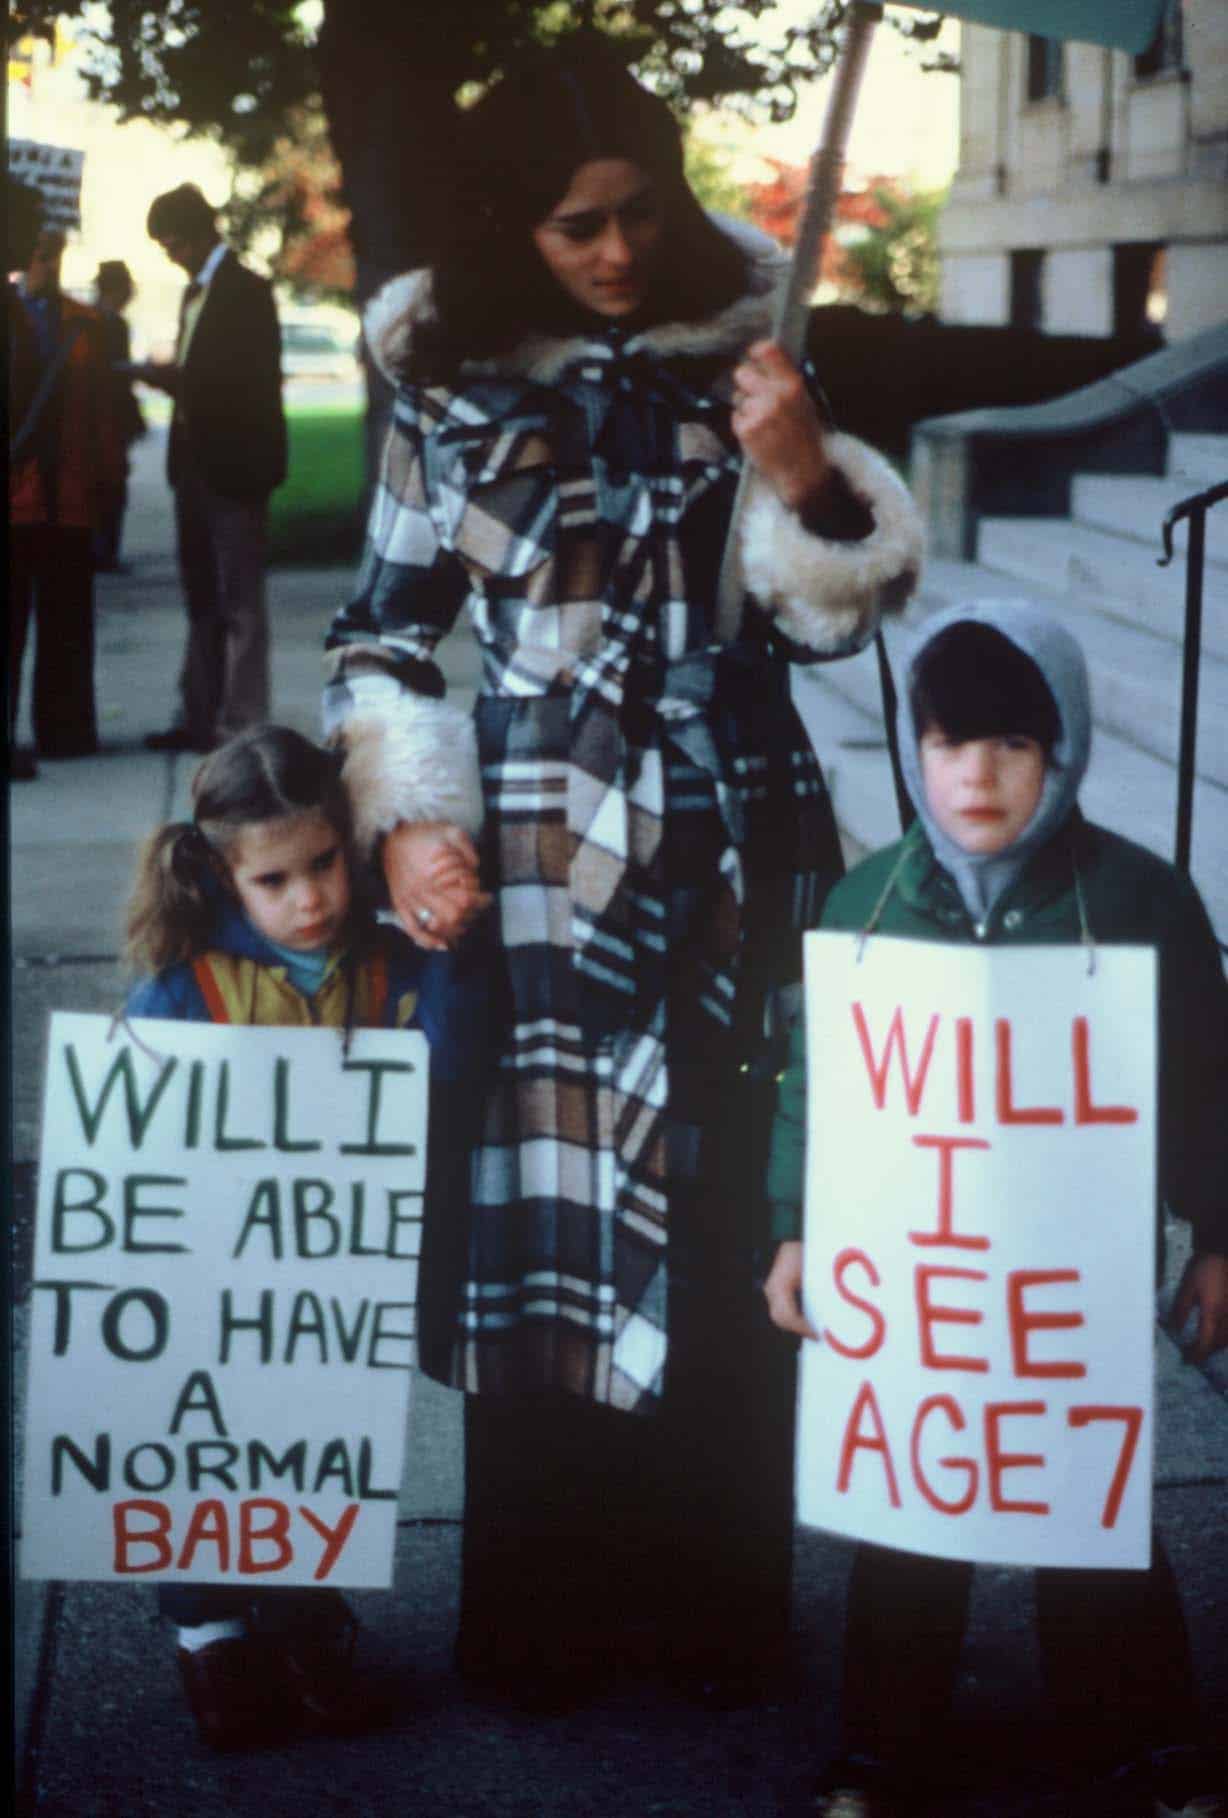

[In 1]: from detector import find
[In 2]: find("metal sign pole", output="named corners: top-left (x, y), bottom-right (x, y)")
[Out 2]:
top-left (714, 0), bottom-right (883, 642)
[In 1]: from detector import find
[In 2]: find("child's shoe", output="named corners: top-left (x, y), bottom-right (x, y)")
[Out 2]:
top-left (810, 1756), bottom-right (909, 1816)
top-left (1149, 1744), bottom-right (1225, 1818)
top-left (812, 1797), bottom-right (892, 1818)
top-left (259, 1607), bottom-right (394, 1737)
top-left (279, 1618), bottom-right (370, 1734)
top-left (175, 1635), bottom-right (291, 1751)
top-left (1108, 1746), bottom-right (1225, 1818)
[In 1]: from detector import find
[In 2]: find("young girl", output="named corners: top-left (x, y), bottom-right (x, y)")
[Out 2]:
top-left (124, 724), bottom-right (489, 1750)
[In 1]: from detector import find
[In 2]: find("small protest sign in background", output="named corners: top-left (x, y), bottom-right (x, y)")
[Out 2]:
top-left (797, 935), bottom-right (1157, 1570)
top-left (21, 1013), bottom-right (428, 1589)
top-left (8, 138), bottom-right (84, 231)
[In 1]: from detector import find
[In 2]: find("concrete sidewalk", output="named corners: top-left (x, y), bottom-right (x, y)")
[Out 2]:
top-left (10, 431), bottom-right (1228, 1817)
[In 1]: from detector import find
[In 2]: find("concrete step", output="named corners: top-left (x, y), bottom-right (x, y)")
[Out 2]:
top-left (801, 578), bottom-right (1228, 792)
top-left (792, 601), bottom-right (1228, 946)
top-left (1072, 473), bottom-right (1228, 564)
top-left (976, 515), bottom-right (1228, 659)
top-left (790, 646), bottom-right (908, 860)
top-left (1168, 434), bottom-right (1228, 486)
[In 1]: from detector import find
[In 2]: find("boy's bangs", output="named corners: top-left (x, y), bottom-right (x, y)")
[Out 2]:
top-left (911, 622), bottom-right (1061, 750)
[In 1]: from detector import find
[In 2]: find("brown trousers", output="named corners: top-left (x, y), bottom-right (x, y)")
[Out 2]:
top-left (172, 459), bottom-right (270, 743)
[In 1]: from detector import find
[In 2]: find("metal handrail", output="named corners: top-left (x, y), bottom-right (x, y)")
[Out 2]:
top-left (1156, 475), bottom-right (1228, 881)
top-left (1158, 476), bottom-right (1228, 566)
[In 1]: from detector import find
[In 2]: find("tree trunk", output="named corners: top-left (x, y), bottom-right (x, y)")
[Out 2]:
top-left (317, 0), bottom-right (467, 493)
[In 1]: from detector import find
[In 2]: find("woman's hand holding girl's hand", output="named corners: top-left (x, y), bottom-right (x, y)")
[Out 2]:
top-left (763, 1240), bottom-right (819, 1341)
top-left (731, 339), bottom-right (831, 512)
top-left (382, 821), bottom-right (491, 951)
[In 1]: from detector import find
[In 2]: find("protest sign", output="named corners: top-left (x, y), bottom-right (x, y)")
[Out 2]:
top-left (8, 138), bottom-right (84, 231)
top-left (21, 1013), bottom-right (427, 1588)
top-left (796, 935), bottom-right (1156, 1570)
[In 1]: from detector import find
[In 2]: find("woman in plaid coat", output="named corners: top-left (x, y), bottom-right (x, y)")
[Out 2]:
top-left (325, 41), bottom-right (924, 1707)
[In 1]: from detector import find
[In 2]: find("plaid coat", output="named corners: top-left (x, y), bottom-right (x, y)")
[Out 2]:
top-left (325, 234), bottom-right (923, 1411)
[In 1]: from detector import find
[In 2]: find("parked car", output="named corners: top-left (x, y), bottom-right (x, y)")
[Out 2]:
top-left (280, 313), bottom-right (362, 383)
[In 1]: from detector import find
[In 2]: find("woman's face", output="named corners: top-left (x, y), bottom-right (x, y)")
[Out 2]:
top-left (531, 159), bottom-right (664, 318)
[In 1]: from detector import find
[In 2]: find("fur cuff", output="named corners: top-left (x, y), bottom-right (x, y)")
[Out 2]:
top-left (740, 433), bottom-right (923, 653)
top-left (363, 271), bottom-right (428, 386)
top-left (340, 698), bottom-right (484, 857)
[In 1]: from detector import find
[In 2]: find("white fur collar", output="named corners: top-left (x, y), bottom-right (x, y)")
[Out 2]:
top-left (363, 214), bottom-right (787, 387)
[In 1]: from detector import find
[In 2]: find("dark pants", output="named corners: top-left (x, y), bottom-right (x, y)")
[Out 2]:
top-left (840, 1538), bottom-right (1198, 1769)
top-left (172, 461), bottom-right (269, 743)
top-left (458, 1154), bottom-right (796, 1686)
top-left (93, 470), bottom-right (129, 570)
top-left (459, 1364), bottom-right (796, 1687)
top-left (8, 525), bottom-right (98, 756)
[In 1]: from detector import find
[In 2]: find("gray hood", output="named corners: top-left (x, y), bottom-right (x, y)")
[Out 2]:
top-left (899, 599), bottom-right (1092, 921)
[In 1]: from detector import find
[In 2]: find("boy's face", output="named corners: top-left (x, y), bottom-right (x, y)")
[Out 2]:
top-left (919, 730), bottom-right (1047, 856)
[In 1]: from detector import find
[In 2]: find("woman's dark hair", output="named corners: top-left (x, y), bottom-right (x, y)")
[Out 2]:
top-left (125, 725), bottom-right (354, 973)
top-left (909, 622), bottom-right (1062, 753)
top-left (407, 36), bottom-right (754, 380)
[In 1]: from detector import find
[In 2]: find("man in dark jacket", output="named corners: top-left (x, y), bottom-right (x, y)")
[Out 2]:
top-left (140, 184), bottom-right (287, 752)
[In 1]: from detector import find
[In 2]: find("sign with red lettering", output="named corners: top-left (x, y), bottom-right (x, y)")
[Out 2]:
top-left (21, 1013), bottom-right (428, 1586)
top-left (796, 935), bottom-right (1156, 1568)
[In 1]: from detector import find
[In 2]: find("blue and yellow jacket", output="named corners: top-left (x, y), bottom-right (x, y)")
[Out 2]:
top-left (125, 900), bottom-right (495, 1382)
top-left (125, 900), bottom-right (490, 1079)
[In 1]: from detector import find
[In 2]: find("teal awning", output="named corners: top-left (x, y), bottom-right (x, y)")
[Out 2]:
top-left (892, 0), bottom-right (1168, 55)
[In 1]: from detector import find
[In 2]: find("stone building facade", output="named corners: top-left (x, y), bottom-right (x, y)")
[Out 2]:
top-left (939, 0), bottom-right (1227, 340)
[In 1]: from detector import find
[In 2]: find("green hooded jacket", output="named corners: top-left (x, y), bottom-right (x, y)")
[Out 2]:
top-left (766, 809), bottom-right (1228, 1257)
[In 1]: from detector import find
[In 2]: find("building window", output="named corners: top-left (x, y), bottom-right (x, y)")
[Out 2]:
top-left (1026, 35), bottom-right (1063, 102)
top-left (1135, 2), bottom-right (1184, 79)
top-left (1114, 244), bottom-right (1168, 338)
top-left (1010, 250), bottom-right (1044, 333)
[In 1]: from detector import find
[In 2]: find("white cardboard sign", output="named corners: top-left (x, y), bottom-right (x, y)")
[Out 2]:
top-left (8, 138), bottom-right (85, 231)
top-left (21, 1013), bottom-right (428, 1588)
top-left (796, 935), bottom-right (1157, 1570)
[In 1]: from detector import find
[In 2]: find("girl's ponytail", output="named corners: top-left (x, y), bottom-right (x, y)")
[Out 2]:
top-left (124, 819), bottom-right (218, 974)
top-left (124, 724), bottom-right (358, 978)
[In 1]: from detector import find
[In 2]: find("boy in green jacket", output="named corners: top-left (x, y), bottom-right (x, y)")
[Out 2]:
top-left (764, 601), bottom-right (1227, 1818)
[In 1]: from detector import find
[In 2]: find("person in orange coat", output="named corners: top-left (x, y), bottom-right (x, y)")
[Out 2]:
top-left (9, 226), bottom-right (122, 774)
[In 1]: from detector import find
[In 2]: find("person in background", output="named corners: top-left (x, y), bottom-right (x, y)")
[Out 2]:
top-left (6, 176), bottom-right (45, 782)
top-left (139, 183), bottom-right (286, 755)
top-left (9, 224), bottom-right (121, 775)
top-left (92, 258), bottom-right (146, 572)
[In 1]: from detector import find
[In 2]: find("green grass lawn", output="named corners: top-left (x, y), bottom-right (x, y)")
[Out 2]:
top-left (267, 401), bottom-right (365, 567)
